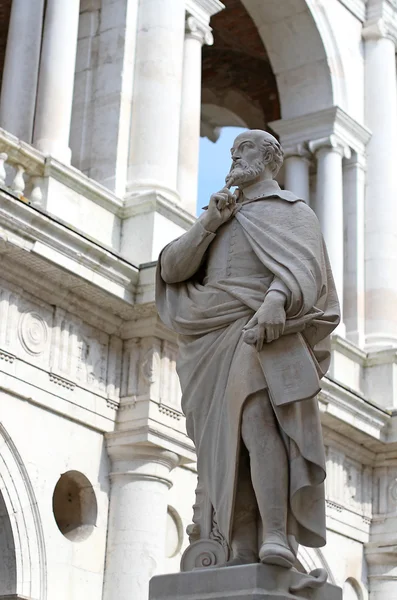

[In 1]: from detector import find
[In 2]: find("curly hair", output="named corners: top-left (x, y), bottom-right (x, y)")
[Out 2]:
top-left (259, 135), bottom-right (284, 177)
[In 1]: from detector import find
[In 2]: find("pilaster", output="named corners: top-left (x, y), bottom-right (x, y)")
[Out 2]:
top-left (362, 0), bottom-right (397, 350)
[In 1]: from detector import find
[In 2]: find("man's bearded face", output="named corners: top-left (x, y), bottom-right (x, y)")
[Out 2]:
top-left (225, 157), bottom-right (265, 187)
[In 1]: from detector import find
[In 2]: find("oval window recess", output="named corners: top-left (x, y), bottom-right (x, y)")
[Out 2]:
top-left (53, 470), bottom-right (97, 542)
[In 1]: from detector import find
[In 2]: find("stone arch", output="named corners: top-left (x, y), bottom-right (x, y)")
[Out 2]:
top-left (343, 577), bottom-right (367, 600)
top-left (297, 546), bottom-right (337, 585)
top-left (240, 0), bottom-right (346, 119)
top-left (0, 488), bottom-right (17, 595)
top-left (0, 423), bottom-right (47, 599)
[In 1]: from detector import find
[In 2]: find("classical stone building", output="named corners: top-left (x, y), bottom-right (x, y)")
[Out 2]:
top-left (0, 0), bottom-right (396, 599)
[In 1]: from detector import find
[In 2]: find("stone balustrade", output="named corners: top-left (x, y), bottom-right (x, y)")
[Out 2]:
top-left (0, 129), bottom-right (45, 205)
top-left (0, 127), bottom-right (123, 250)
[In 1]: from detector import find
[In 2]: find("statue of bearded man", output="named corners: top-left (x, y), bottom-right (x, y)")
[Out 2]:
top-left (156, 130), bottom-right (340, 568)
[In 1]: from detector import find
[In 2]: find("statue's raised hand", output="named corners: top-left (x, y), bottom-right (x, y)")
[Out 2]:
top-left (201, 187), bottom-right (237, 233)
top-left (243, 291), bottom-right (286, 351)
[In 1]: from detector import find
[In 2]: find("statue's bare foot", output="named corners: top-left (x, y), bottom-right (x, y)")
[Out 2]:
top-left (259, 534), bottom-right (294, 569)
top-left (226, 550), bottom-right (257, 567)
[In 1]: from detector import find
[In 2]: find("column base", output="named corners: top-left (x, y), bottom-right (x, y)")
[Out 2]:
top-left (34, 138), bottom-right (71, 164)
top-left (149, 564), bottom-right (342, 600)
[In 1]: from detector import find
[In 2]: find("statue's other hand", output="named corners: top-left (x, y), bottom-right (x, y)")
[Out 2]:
top-left (201, 188), bottom-right (237, 233)
top-left (243, 293), bottom-right (286, 351)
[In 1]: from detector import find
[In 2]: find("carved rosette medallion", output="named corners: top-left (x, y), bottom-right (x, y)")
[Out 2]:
top-left (18, 311), bottom-right (48, 355)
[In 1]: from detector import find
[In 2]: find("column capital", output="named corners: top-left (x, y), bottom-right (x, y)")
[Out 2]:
top-left (363, 0), bottom-right (397, 44)
top-left (365, 541), bottom-right (397, 566)
top-left (343, 150), bottom-right (367, 171)
top-left (185, 15), bottom-right (214, 45)
top-left (363, 18), bottom-right (397, 43)
top-left (270, 106), bottom-right (371, 159)
top-left (308, 135), bottom-right (351, 159)
top-left (106, 438), bottom-right (180, 488)
top-left (283, 143), bottom-right (311, 162)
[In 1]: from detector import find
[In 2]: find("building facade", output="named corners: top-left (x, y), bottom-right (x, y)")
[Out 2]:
top-left (0, 0), bottom-right (396, 599)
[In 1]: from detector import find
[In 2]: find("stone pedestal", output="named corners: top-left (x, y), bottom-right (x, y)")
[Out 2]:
top-left (149, 564), bottom-right (342, 600)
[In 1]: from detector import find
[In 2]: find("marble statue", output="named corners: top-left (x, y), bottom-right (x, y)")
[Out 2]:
top-left (156, 130), bottom-right (340, 571)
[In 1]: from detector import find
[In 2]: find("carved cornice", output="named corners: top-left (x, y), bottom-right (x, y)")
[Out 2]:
top-left (339, 0), bottom-right (366, 21)
top-left (185, 0), bottom-right (224, 24)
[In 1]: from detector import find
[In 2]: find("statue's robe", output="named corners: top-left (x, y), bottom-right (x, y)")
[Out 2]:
top-left (156, 180), bottom-right (340, 549)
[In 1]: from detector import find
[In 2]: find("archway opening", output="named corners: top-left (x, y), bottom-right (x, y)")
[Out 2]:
top-left (0, 489), bottom-right (17, 596)
top-left (198, 1), bottom-right (281, 214)
top-left (201, 0), bottom-right (280, 134)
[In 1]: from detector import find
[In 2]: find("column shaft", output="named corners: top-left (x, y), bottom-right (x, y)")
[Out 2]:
top-left (312, 140), bottom-right (346, 334)
top-left (0, 0), bottom-right (44, 142)
top-left (364, 31), bottom-right (397, 347)
top-left (33, 0), bottom-right (80, 163)
top-left (343, 154), bottom-right (365, 347)
top-left (127, 0), bottom-right (185, 200)
top-left (283, 154), bottom-right (310, 203)
top-left (103, 444), bottom-right (178, 600)
top-left (177, 19), bottom-right (210, 215)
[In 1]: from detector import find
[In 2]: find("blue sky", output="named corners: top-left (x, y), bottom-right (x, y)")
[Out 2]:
top-left (197, 127), bottom-right (245, 216)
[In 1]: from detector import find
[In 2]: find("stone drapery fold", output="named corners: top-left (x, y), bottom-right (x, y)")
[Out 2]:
top-left (156, 193), bottom-right (340, 549)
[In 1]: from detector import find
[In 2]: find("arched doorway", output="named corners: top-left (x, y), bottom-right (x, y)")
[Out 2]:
top-left (0, 488), bottom-right (17, 595)
top-left (0, 423), bottom-right (47, 599)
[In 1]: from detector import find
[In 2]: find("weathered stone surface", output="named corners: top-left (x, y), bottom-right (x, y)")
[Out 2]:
top-left (150, 564), bottom-right (342, 600)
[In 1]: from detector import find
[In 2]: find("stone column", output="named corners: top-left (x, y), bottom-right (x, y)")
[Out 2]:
top-left (343, 153), bottom-right (366, 347)
top-left (283, 145), bottom-right (310, 203)
top-left (0, 0), bottom-right (44, 142)
top-left (33, 0), bottom-right (80, 164)
top-left (103, 442), bottom-right (179, 600)
top-left (126, 0), bottom-right (186, 202)
top-left (366, 465), bottom-right (397, 600)
top-left (309, 136), bottom-right (350, 336)
top-left (363, 19), bottom-right (397, 348)
top-left (177, 16), bottom-right (213, 215)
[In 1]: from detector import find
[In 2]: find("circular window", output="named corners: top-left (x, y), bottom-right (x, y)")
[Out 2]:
top-left (52, 471), bottom-right (97, 542)
top-left (165, 506), bottom-right (183, 558)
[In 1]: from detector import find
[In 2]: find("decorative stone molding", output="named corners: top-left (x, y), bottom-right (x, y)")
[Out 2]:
top-left (158, 404), bottom-right (182, 420)
top-left (0, 349), bottom-right (15, 363)
top-left (185, 15), bottom-right (213, 45)
top-left (185, 0), bottom-right (224, 32)
top-left (49, 372), bottom-right (76, 391)
top-left (18, 310), bottom-right (48, 355)
top-left (339, 0), bottom-right (366, 21)
top-left (121, 336), bottom-right (182, 415)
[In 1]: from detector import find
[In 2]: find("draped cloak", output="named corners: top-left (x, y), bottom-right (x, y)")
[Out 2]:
top-left (156, 186), bottom-right (340, 550)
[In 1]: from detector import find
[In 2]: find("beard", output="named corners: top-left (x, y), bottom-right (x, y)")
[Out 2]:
top-left (225, 158), bottom-right (265, 187)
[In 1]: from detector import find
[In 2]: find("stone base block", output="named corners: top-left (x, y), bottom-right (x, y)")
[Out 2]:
top-left (149, 564), bottom-right (342, 600)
